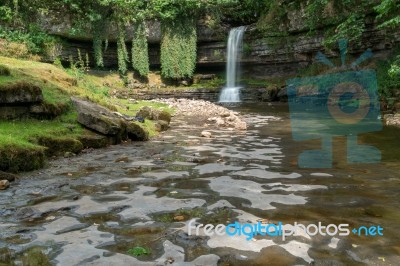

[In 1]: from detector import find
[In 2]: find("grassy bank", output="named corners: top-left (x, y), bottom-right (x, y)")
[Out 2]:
top-left (0, 56), bottom-right (173, 172)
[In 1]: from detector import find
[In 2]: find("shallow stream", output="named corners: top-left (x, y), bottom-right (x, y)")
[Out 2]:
top-left (1, 103), bottom-right (399, 265)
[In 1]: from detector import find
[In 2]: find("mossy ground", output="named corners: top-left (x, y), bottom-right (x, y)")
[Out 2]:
top-left (0, 56), bottom-right (174, 172)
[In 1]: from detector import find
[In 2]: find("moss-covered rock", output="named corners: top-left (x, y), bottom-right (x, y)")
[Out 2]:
top-left (155, 120), bottom-right (169, 132)
top-left (136, 106), bottom-right (171, 124)
top-left (127, 122), bottom-right (149, 141)
top-left (36, 137), bottom-right (83, 157)
top-left (22, 248), bottom-right (51, 266)
top-left (78, 134), bottom-right (110, 149)
top-left (29, 102), bottom-right (69, 119)
top-left (0, 146), bottom-right (46, 172)
top-left (0, 171), bottom-right (18, 182)
top-left (0, 247), bottom-right (13, 264)
top-left (72, 97), bottom-right (126, 138)
top-left (0, 82), bottom-right (43, 104)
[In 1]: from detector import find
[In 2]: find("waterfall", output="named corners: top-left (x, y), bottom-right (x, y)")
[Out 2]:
top-left (219, 26), bottom-right (246, 103)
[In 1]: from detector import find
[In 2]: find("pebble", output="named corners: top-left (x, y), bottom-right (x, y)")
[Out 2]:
top-left (0, 180), bottom-right (10, 190)
top-left (201, 131), bottom-right (212, 138)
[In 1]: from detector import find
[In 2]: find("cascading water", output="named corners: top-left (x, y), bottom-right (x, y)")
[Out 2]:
top-left (219, 26), bottom-right (246, 103)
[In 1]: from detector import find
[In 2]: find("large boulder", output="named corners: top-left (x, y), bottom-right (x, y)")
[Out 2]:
top-left (72, 97), bottom-right (127, 139)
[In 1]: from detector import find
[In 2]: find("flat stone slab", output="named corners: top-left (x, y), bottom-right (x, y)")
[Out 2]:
top-left (72, 97), bottom-right (125, 136)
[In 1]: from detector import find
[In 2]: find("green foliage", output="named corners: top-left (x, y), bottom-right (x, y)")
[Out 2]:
top-left (256, 1), bottom-right (288, 35)
top-left (160, 17), bottom-right (197, 79)
top-left (132, 22), bottom-right (150, 78)
top-left (243, 42), bottom-right (252, 56)
top-left (375, 0), bottom-right (400, 29)
top-left (0, 25), bottom-right (57, 55)
top-left (304, 0), bottom-right (329, 31)
top-left (117, 22), bottom-right (129, 77)
top-left (0, 5), bottom-right (14, 23)
top-left (389, 56), bottom-right (400, 78)
top-left (91, 5), bottom-right (110, 68)
top-left (376, 48), bottom-right (400, 106)
top-left (323, 14), bottom-right (365, 47)
top-left (93, 36), bottom-right (104, 68)
top-left (150, 0), bottom-right (203, 20)
top-left (127, 246), bottom-right (151, 257)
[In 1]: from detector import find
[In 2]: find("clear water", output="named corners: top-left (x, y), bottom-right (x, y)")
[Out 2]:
top-left (1, 102), bottom-right (400, 265)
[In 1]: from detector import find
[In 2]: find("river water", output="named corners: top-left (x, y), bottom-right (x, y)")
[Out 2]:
top-left (1, 103), bottom-right (399, 265)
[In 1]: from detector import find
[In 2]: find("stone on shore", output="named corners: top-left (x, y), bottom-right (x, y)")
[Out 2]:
top-left (0, 180), bottom-right (10, 190)
top-left (155, 120), bottom-right (169, 132)
top-left (0, 171), bottom-right (17, 182)
top-left (201, 131), bottom-right (212, 138)
top-left (0, 82), bottom-right (43, 104)
top-left (153, 98), bottom-right (247, 130)
top-left (72, 97), bottom-right (127, 140)
top-left (136, 106), bottom-right (171, 123)
top-left (127, 122), bottom-right (149, 141)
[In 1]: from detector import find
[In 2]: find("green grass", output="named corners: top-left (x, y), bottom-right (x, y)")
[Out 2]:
top-left (0, 75), bottom-right (21, 86)
top-left (0, 113), bottom-right (83, 149)
top-left (113, 99), bottom-right (175, 117)
top-left (0, 56), bottom-right (176, 172)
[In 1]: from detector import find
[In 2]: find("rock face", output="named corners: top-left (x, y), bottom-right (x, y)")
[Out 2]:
top-left (72, 97), bottom-right (128, 143)
top-left (0, 82), bottom-right (65, 119)
top-left (0, 82), bottom-right (43, 104)
top-left (43, 13), bottom-right (400, 79)
top-left (0, 82), bottom-right (44, 119)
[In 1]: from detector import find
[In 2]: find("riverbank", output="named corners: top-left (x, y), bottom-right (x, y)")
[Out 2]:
top-left (0, 56), bottom-right (174, 173)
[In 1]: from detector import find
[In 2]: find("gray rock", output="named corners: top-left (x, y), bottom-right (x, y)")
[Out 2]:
top-left (201, 131), bottom-right (212, 138)
top-left (72, 97), bottom-right (127, 137)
